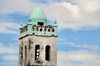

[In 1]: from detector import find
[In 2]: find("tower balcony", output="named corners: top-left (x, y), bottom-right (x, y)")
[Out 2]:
top-left (32, 25), bottom-right (55, 33)
top-left (19, 25), bottom-right (57, 38)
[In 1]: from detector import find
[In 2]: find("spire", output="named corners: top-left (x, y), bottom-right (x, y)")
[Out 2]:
top-left (53, 19), bottom-right (57, 26)
top-left (54, 19), bottom-right (57, 24)
top-left (36, 0), bottom-right (39, 7)
top-left (20, 21), bottom-right (23, 28)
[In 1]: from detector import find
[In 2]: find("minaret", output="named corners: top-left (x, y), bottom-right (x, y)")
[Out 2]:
top-left (19, 7), bottom-right (58, 66)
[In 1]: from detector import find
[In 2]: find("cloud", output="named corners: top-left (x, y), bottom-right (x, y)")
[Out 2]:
top-left (0, 43), bottom-right (18, 54)
top-left (57, 50), bottom-right (100, 66)
top-left (0, 62), bottom-right (18, 66)
top-left (65, 42), bottom-right (100, 51)
top-left (58, 37), bottom-right (67, 41)
top-left (71, 0), bottom-right (100, 12)
top-left (2, 54), bottom-right (18, 61)
top-left (58, 37), bottom-right (100, 51)
top-left (0, 0), bottom-right (36, 15)
top-left (0, 43), bottom-right (18, 65)
top-left (0, 0), bottom-right (100, 31)
top-left (0, 22), bottom-right (19, 34)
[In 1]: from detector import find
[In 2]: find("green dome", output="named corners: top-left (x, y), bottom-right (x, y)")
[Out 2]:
top-left (30, 7), bottom-right (47, 19)
top-left (29, 7), bottom-right (47, 25)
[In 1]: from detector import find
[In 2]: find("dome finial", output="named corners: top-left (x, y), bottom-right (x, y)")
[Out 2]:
top-left (53, 19), bottom-right (57, 26)
top-left (36, 0), bottom-right (39, 7)
top-left (20, 21), bottom-right (23, 28)
top-left (54, 19), bottom-right (57, 24)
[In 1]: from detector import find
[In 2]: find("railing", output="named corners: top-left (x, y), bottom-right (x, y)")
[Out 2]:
top-left (20, 25), bottom-right (55, 34)
top-left (20, 25), bottom-right (28, 33)
top-left (32, 25), bottom-right (55, 32)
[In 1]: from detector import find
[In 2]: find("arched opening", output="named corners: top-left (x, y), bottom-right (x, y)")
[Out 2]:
top-left (38, 22), bottom-right (44, 26)
top-left (32, 25), bottom-right (36, 31)
top-left (20, 47), bottom-right (23, 65)
top-left (52, 28), bottom-right (55, 32)
top-left (25, 46), bottom-right (27, 60)
top-left (45, 45), bottom-right (50, 61)
top-left (35, 45), bottom-right (40, 60)
top-left (48, 29), bottom-right (50, 32)
top-left (44, 28), bottom-right (46, 31)
top-left (40, 28), bottom-right (42, 31)
top-left (36, 27), bottom-right (38, 31)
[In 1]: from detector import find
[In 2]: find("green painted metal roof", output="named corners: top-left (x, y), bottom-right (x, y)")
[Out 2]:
top-left (19, 7), bottom-right (58, 37)
top-left (29, 7), bottom-right (47, 20)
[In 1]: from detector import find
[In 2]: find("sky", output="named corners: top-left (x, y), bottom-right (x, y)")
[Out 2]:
top-left (0, 0), bottom-right (100, 66)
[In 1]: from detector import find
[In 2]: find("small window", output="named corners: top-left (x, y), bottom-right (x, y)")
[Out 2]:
top-left (48, 29), bottom-right (50, 32)
top-left (35, 45), bottom-right (40, 60)
top-left (20, 47), bottom-right (23, 65)
top-left (25, 46), bottom-right (27, 59)
top-left (44, 28), bottom-right (46, 31)
top-left (52, 29), bottom-right (55, 32)
top-left (45, 45), bottom-right (50, 61)
top-left (40, 29), bottom-right (42, 31)
top-left (38, 22), bottom-right (44, 26)
top-left (36, 28), bottom-right (38, 31)
top-left (21, 52), bottom-right (23, 58)
top-left (20, 52), bottom-right (23, 65)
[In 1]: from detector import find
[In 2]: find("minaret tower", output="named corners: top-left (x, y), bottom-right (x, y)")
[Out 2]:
top-left (19, 7), bottom-right (58, 66)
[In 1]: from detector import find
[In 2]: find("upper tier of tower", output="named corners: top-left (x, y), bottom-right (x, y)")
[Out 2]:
top-left (19, 7), bottom-right (58, 38)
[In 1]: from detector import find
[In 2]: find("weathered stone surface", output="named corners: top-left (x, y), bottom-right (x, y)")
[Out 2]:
top-left (19, 35), bottom-right (57, 66)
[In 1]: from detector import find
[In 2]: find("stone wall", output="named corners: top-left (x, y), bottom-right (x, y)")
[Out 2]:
top-left (19, 35), bottom-right (57, 66)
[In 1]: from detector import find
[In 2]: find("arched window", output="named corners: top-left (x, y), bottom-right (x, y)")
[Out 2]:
top-left (38, 22), bottom-right (44, 26)
top-left (35, 45), bottom-right (40, 60)
top-left (20, 47), bottom-right (23, 65)
top-left (48, 29), bottom-right (50, 32)
top-left (32, 25), bottom-right (36, 31)
top-left (25, 46), bottom-right (27, 60)
top-left (52, 28), bottom-right (55, 32)
top-left (36, 27), bottom-right (38, 31)
top-left (40, 28), bottom-right (42, 31)
top-left (45, 45), bottom-right (50, 61)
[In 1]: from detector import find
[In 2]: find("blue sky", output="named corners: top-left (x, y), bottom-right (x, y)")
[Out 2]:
top-left (0, 0), bottom-right (100, 66)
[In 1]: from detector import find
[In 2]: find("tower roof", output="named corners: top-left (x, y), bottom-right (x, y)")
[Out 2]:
top-left (29, 7), bottom-right (47, 20)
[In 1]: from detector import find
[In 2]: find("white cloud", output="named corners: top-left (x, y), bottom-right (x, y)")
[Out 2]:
top-left (65, 42), bottom-right (100, 51)
top-left (57, 50), bottom-right (100, 66)
top-left (0, 43), bottom-right (18, 65)
top-left (58, 37), bottom-right (67, 41)
top-left (0, 62), bottom-right (18, 66)
top-left (71, 0), bottom-right (100, 12)
top-left (2, 54), bottom-right (18, 61)
top-left (0, 0), bottom-right (36, 15)
top-left (0, 0), bottom-right (100, 31)
top-left (58, 38), bottom-right (100, 51)
top-left (61, 2), bottom-right (80, 17)
top-left (0, 43), bottom-right (18, 54)
top-left (0, 42), bottom-right (18, 66)
top-left (0, 22), bottom-right (19, 34)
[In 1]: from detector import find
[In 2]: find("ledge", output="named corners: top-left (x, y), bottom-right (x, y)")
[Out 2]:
top-left (19, 33), bottom-right (58, 40)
